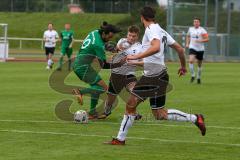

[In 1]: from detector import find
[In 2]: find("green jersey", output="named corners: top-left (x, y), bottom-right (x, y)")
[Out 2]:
top-left (60, 30), bottom-right (74, 47)
top-left (77, 30), bottom-right (106, 61)
top-left (74, 30), bottom-right (106, 84)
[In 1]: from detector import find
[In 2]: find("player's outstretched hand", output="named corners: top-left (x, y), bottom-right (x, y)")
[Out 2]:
top-left (178, 67), bottom-right (187, 77)
top-left (105, 41), bottom-right (117, 53)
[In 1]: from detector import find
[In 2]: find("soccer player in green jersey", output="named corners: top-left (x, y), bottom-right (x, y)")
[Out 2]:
top-left (57, 23), bottom-right (74, 71)
top-left (72, 22), bottom-right (122, 119)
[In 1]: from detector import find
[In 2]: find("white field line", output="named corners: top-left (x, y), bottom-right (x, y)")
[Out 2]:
top-left (0, 129), bottom-right (240, 147)
top-left (0, 119), bottom-right (240, 130)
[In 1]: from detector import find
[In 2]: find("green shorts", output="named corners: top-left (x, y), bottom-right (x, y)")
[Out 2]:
top-left (73, 58), bottom-right (102, 85)
top-left (61, 47), bottom-right (73, 58)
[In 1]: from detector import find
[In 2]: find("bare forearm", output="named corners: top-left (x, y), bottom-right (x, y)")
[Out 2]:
top-left (170, 42), bottom-right (186, 68)
top-left (186, 36), bottom-right (190, 47)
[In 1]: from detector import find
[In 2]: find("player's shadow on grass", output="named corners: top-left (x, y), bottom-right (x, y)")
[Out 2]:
top-left (49, 58), bottom-right (173, 121)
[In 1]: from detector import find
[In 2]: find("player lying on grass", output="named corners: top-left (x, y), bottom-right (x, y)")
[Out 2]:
top-left (72, 22), bottom-right (125, 119)
top-left (98, 25), bottom-right (143, 120)
top-left (106, 6), bottom-right (206, 145)
top-left (57, 23), bottom-right (74, 71)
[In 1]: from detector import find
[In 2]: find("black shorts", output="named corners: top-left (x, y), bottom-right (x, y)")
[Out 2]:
top-left (108, 73), bottom-right (137, 95)
top-left (45, 47), bottom-right (55, 55)
top-left (189, 49), bottom-right (204, 61)
top-left (131, 71), bottom-right (169, 109)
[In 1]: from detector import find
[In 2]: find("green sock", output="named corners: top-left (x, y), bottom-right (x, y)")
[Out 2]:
top-left (89, 94), bottom-right (100, 115)
top-left (58, 56), bottom-right (64, 69)
top-left (68, 59), bottom-right (72, 71)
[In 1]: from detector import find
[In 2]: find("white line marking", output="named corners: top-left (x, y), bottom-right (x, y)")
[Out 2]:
top-left (0, 119), bottom-right (240, 130)
top-left (0, 129), bottom-right (239, 147)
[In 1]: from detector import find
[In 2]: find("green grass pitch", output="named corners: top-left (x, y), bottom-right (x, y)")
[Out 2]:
top-left (0, 62), bottom-right (239, 160)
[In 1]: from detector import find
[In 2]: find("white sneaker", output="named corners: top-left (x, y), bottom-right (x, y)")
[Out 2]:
top-left (46, 66), bottom-right (50, 70)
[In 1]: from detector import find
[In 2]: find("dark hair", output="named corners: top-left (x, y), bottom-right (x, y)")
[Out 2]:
top-left (128, 25), bottom-right (140, 34)
top-left (48, 23), bottom-right (53, 26)
top-left (140, 6), bottom-right (156, 21)
top-left (193, 17), bottom-right (201, 22)
top-left (100, 21), bottom-right (121, 34)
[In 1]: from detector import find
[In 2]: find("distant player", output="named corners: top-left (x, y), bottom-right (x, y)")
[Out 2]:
top-left (186, 17), bottom-right (209, 84)
top-left (106, 6), bottom-right (206, 145)
top-left (72, 22), bottom-right (123, 119)
top-left (98, 25), bottom-right (143, 120)
top-left (43, 23), bottom-right (59, 70)
top-left (57, 23), bottom-right (74, 71)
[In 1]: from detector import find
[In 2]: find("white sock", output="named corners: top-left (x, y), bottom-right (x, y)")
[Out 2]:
top-left (189, 63), bottom-right (195, 77)
top-left (48, 59), bottom-right (53, 66)
top-left (117, 114), bottom-right (136, 141)
top-left (197, 67), bottom-right (202, 79)
top-left (167, 109), bottom-right (197, 123)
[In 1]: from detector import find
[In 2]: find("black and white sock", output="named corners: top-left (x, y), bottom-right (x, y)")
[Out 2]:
top-left (167, 109), bottom-right (197, 123)
top-left (117, 114), bottom-right (136, 141)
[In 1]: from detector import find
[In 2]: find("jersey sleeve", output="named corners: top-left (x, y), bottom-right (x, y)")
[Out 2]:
top-left (55, 31), bottom-right (59, 39)
top-left (201, 28), bottom-right (208, 36)
top-left (166, 32), bottom-right (176, 45)
top-left (135, 44), bottom-right (143, 54)
top-left (147, 27), bottom-right (161, 41)
top-left (117, 38), bottom-right (126, 47)
top-left (43, 31), bottom-right (47, 38)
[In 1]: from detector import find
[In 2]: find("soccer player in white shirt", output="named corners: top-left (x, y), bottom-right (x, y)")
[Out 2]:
top-left (105, 6), bottom-right (206, 145)
top-left (186, 18), bottom-right (209, 84)
top-left (43, 23), bottom-right (59, 69)
top-left (98, 25), bottom-right (143, 120)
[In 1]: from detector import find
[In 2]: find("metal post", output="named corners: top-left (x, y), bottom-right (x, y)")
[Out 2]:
top-left (26, 0), bottom-right (29, 12)
top-left (167, 0), bottom-right (174, 61)
top-left (92, 0), bottom-right (96, 13)
top-left (227, 0), bottom-right (232, 57)
top-left (44, 0), bottom-right (46, 12)
top-left (3, 25), bottom-right (8, 61)
top-left (128, 0), bottom-right (131, 13)
top-left (204, 0), bottom-right (208, 27)
top-left (214, 0), bottom-right (219, 33)
top-left (62, 0), bottom-right (65, 12)
top-left (11, 0), bottom-right (13, 12)
top-left (110, 0), bottom-right (113, 13)
top-left (20, 40), bottom-right (22, 49)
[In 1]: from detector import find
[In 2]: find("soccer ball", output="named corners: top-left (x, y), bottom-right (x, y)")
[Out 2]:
top-left (74, 110), bottom-right (88, 124)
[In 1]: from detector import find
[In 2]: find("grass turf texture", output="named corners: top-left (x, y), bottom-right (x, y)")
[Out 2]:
top-left (0, 62), bottom-right (240, 160)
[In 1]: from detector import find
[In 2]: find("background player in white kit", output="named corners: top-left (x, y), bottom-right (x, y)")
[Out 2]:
top-left (186, 18), bottom-right (209, 84)
top-left (43, 23), bottom-right (59, 69)
top-left (106, 6), bottom-right (206, 145)
top-left (98, 25), bottom-right (143, 119)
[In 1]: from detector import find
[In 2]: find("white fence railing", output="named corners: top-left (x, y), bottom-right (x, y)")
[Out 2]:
top-left (0, 37), bottom-right (83, 49)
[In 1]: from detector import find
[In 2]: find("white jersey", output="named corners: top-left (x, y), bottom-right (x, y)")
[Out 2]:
top-left (187, 26), bottom-right (208, 51)
top-left (112, 38), bottom-right (142, 75)
top-left (43, 30), bottom-right (59, 48)
top-left (142, 23), bottom-right (175, 76)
